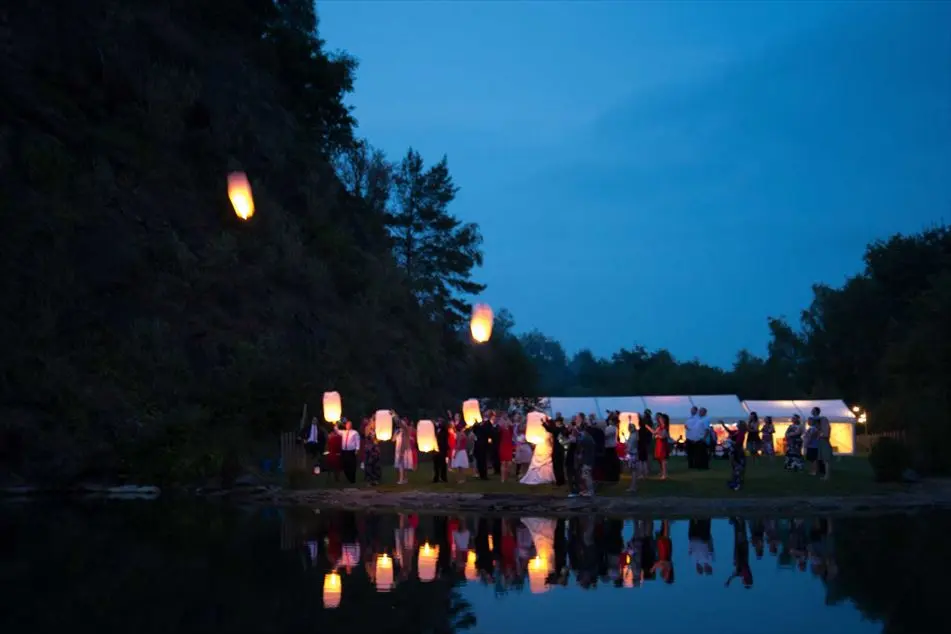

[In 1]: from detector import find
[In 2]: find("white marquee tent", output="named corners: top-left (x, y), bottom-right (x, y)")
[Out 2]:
top-left (741, 399), bottom-right (856, 455)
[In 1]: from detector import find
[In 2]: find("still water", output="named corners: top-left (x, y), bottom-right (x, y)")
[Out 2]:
top-left (2, 502), bottom-right (945, 634)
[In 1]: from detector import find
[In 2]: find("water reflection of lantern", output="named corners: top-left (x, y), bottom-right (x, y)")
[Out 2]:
top-left (227, 171), bottom-right (254, 220)
top-left (375, 410), bottom-right (393, 441)
top-left (376, 554), bottom-right (394, 592)
top-left (526, 412), bottom-right (546, 445)
top-left (528, 555), bottom-right (549, 594)
top-left (470, 304), bottom-right (493, 343)
top-left (323, 391), bottom-right (342, 423)
top-left (464, 550), bottom-right (478, 581)
top-left (462, 399), bottom-right (482, 427)
top-left (619, 412), bottom-right (639, 443)
top-left (323, 571), bottom-right (341, 608)
top-left (488, 534), bottom-right (494, 551)
top-left (417, 420), bottom-right (436, 453)
top-left (418, 543), bottom-right (439, 582)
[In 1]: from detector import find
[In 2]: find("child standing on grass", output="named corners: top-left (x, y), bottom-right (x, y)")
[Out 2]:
top-left (721, 420), bottom-right (748, 491)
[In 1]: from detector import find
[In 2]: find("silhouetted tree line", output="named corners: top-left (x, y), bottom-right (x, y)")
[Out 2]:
top-left (0, 1), bottom-right (946, 483)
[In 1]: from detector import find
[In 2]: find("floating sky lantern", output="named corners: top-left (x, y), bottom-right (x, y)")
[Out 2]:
top-left (323, 391), bottom-right (342, 424)
top-left (227, 171), bottom-right (254, 220)
top-left (417, 420), bottom-right (436, 453)
top-left (462, 399), bottom-right (482, 427)
top-left (619, 411), bottom-right (639, 443)
top-left (526, 411), bottom-right (546, 445)
top-left (323, 571), bottom-right (341, 608)
top-left (418, 544), bottom-right (439, 582)
top-left (374, 410), bottom-right (393, 441)
top-left (464, 550), bottom-right (478, 581)
top-left (469, 304), bottom-right (493, 343)
top-left (528, 555), bottom-right (549, 594)
top-left (376, 554), bottom-right (394, 592)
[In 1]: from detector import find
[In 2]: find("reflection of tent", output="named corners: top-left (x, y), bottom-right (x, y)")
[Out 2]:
top-left (742, 399), bottom-right (856, 455)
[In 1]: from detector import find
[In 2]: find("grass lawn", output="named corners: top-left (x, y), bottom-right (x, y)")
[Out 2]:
top-left (292, 455), bottom-right (897, 498)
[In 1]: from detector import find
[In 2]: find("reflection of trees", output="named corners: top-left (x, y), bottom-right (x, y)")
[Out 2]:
top-left (0, 503), bottom-right (472, 634)
top-left (825, 513), bottom-right (950, 634)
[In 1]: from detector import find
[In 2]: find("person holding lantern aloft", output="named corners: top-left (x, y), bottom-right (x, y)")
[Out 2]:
top-left (432, 418), bottom-right (450, 483)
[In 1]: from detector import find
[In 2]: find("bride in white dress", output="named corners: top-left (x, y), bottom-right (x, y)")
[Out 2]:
top-left (520, 428), bottom-right (555, 485)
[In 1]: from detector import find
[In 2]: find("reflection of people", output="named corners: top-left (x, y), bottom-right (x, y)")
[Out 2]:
top-left (688, 519), bottom-right (714, 575)
top-left (652, 520), bottom-right (675, 583)
top-left (726, 518), bottom-right (752, 588)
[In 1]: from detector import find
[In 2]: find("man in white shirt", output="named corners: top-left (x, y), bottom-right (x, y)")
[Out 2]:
top-left (684, 406), bottom-right (700, 469)
top-left (338, 419), bottom-right (360, 484)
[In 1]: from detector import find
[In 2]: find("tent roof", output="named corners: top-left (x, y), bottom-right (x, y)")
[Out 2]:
top-left (594, 396), bottom-right (647, 419)
top-left (793, 399), bottom-right (856, 422)
top-left (546, 397), bottom-right (600, 418)
top-left (742, 399), bottom-right (802, 420)
top-left (689, 394), bottom-right (747, 421)
top-left (643, 395), bottom-right (694, 420)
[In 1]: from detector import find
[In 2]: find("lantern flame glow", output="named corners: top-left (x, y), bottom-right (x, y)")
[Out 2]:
top-left (376, 554), bottom-right (394, 592)
top-left (418, 543), bottom-right (439, 582)
top-left (374, 410), bottom-right (393, 441)
top-left (464, 550), bottom-right (478, 581)
top-left (526, 412), bottom-right (546, 445)
top-left (528, 555), bottom-right (549, 594)
top-left (227, 171), bottom-right (254, 220)
top-left (323, 391), bottom-right (342, 423)
top-left (323, 571), bottom-right (341, 608)
top-left (462, 399), bottom-right (482, 427)
top-left (470, 304), bottom-right (494, 343)
top-left (417, 420), bottom-right (436, 453)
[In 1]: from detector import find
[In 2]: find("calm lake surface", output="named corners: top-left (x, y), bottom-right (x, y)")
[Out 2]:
top-left (2, 501), bottom-right (946, 634)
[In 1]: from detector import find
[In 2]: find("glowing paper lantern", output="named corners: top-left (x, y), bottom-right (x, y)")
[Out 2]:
top-left (418, 543), bottom-right (439, 582)
top-left (323, 571), bottom-right (341, 608)
top-left (374, 410), bottom-right (393, 441)
top-left (417, 420), bottom-right (436, 453)
top-left (227, 171), bottom-right (254, 220)
top-left (323, 391), bottom-right (342, 423)
top-left (462, 399), bottom-right (482, 427)
top-left (526, 412), bottom-right (546, 445)
top-left (376, 554), bottom-right (394, 592)
top-left (470, 304), bottom-right (494, 343)
top-left (528, 555), bottom-right (549, 594)
top-left (619, 412), bottom-right (639, 443)
top-left (464, 550), bottom-right (478, 581)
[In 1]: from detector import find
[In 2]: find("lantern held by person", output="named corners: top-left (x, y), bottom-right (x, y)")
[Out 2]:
top-left (528, 555), bottom-right (549, 594)
top-left (462, 399), bottom-right (482, 427)
top-left (374, 410), bottom-right (393, 441)
top-left (376, 554), bottom-right (394, 592)
top-left (470, 304), bottom-right (494, 343)
top-left (227, 171), bottom-right (255, 220)
top-left (526, 412), bottom-right (546, 445)
top-left (619, 412), bottom-right (639, 443)
top-left (323, 391), bottom-right (342, 423)
top-left (418, 543), bottom-right (439, 582)
top-left (464, 550), bottom-right (478, 581)
top-left (417, 420), bottom-right (436, 453)
top-left (323, 571), bottom-right (341, 608)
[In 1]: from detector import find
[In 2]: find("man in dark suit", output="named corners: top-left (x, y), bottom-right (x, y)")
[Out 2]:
top-left (432, 418), bottom-right (450, 483)
top-left (544, 415), bottom-right (566, 485)
top-left (472, 419), bottom-right (491, 480)
top-left (488, 412), bottom-right (501, 475)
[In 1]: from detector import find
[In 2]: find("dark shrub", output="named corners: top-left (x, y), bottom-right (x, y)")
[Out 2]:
top-left (868, 437), bottom-right (911, 482)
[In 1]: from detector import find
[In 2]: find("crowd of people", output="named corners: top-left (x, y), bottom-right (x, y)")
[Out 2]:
top-left (298, 405), bottom-right (836, 493)
top-left (285, 510), bottom-right (838, 603)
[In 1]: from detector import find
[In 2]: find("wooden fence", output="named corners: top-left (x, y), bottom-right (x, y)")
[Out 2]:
top-left (855, 429), bottom-right (906, 454)
top-left (280, 431), bottom-right (308, 473)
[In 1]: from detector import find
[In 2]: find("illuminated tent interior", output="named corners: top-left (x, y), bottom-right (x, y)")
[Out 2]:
top-left (742, 399), bottom-right (856, 455)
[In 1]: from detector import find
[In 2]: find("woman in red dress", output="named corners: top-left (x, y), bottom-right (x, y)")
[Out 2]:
top-left (325, 423), bottom-right (342, 482)
top-left (653, 413), bottom-right (670, 480)
top-left (498, 415), bottom-right (515, 483)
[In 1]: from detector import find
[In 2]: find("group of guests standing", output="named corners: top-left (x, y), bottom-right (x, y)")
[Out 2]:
top-left (298, 405), bottom-right (836, 492)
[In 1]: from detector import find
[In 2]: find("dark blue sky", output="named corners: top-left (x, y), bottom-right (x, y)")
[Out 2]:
top-left (318, 0), bottom-right (951, 367)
